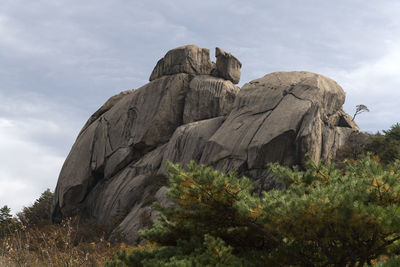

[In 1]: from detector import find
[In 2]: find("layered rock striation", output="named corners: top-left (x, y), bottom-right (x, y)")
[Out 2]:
top-left (52, 45), bottom-right (359, 243)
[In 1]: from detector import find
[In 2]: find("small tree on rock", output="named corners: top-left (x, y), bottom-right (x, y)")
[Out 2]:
top-left (352, 104), bottom-right (370, 121)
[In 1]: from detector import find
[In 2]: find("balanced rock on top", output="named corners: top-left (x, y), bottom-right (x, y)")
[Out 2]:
top-left (214, 47), bottom-right (242, 84)
top-left (149, 45), bottom-right (214, 81)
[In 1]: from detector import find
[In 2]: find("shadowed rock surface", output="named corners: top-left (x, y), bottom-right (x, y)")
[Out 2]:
top-left (52, 45), bottom-right (359, 243)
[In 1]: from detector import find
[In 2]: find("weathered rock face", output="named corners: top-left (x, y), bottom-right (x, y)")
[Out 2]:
top-left (52, 45), bottom-right (359, 243)
top-left (202, 71), bottom-right (354, 169)
top-left (183, 75), bottom-right (239, 124)
top-left (215, 47), bottom-right (242, 84)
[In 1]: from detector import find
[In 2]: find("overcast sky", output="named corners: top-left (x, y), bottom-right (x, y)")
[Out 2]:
top-left (1, 0), bottom-right (400, 213)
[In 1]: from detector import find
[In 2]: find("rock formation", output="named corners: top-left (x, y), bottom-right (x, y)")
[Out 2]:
top-left (52, 45), bottom-right (359, 243)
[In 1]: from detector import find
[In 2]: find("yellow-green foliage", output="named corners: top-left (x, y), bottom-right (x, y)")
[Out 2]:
top-left (265, 156), bottom-right (400, 266)
top-left (108, 157), bottom-right (400, 266)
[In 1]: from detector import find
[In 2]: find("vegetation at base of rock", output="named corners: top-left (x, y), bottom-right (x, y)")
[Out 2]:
top-left (2, 123), bottom-right (400, 266)
top-left (336, 123), bottom-right (400, 165)
top-left (16, 189), bottom-right (54, 228)
top-left (364, 123), bottom-right (400, 164)
top-left (0, 190), bottom-right (117, 266)
top-left (107, 156), bottom-right (400, 266)
top-left (0, 205), bottom-right (14, 238)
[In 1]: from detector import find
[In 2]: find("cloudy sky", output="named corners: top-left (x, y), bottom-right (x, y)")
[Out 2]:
top-left (1, 0), bottom-right (400, 213)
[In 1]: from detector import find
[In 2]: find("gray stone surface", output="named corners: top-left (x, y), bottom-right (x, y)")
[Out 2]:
top-left (53, 73), bottom-right (190, 219)
top-left (149, 45), bottom-right (213, 81)
top-left (80, 89), bottom-right (135, 135)
top-left (85, 144), bottom-right (167, 226)
top-left (159, 117), bottom-right (225, 174)
top-left (183, 75), bottom-right (239, 124)
top-left (114, 185), bottom-right (174, 243)
top-left (214, 47), bottom-right (242, 84)
top-left (52, 45), bottom-right (359, 244)
top-left (199, 71), bottom-right (357, 175)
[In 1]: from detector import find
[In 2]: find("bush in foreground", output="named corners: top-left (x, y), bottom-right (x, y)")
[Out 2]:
top-left (108, 156), bottom-right (400, 266)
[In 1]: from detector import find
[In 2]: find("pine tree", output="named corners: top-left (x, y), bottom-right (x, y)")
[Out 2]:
top-left (0, 205), bottom-right (13, 238)
top-left (17, 188), bottom-right (53, 227)
top-left (365, 123), bottom-right (400, 164)
top-left (107, 156), bottom-right (400, 266)
top-left (0, 205), bottom-right (11, 224)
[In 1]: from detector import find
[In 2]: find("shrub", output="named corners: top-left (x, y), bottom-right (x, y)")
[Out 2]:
top-left (0, 216), bottom-right (117, 266)
top-left (107, 157), bottom-right (400, 266)
top-left (0, 190), bottom-right (117, 266)
top-left (364, 123), bottom-right (400, 164)
top-left (335, 131), bottom-right (371, 164)
top-left (336, 123), bottom-right (400, 165)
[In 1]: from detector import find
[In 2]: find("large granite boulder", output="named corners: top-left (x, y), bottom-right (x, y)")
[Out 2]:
top-left (149, 45), bottom-right (214, 81)
top-left (52, 45), bottom-right (359, 243)
top-left (53, 73), bottom-right (190, 216)
top-left (200, 71), bottom-right (357, 174)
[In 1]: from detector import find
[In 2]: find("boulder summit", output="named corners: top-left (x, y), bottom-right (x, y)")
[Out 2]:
top-left (52, 45), bottom-right (359, 243)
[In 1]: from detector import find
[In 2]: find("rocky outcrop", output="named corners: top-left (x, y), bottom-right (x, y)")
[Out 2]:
top-left (53, 73), bottom-right (190, 216)
top-left (52, 45), bottom-right (359, 243)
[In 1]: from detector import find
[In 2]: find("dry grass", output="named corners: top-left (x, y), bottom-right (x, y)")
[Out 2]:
top-left (0, 217), bottom-right (119, 267)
